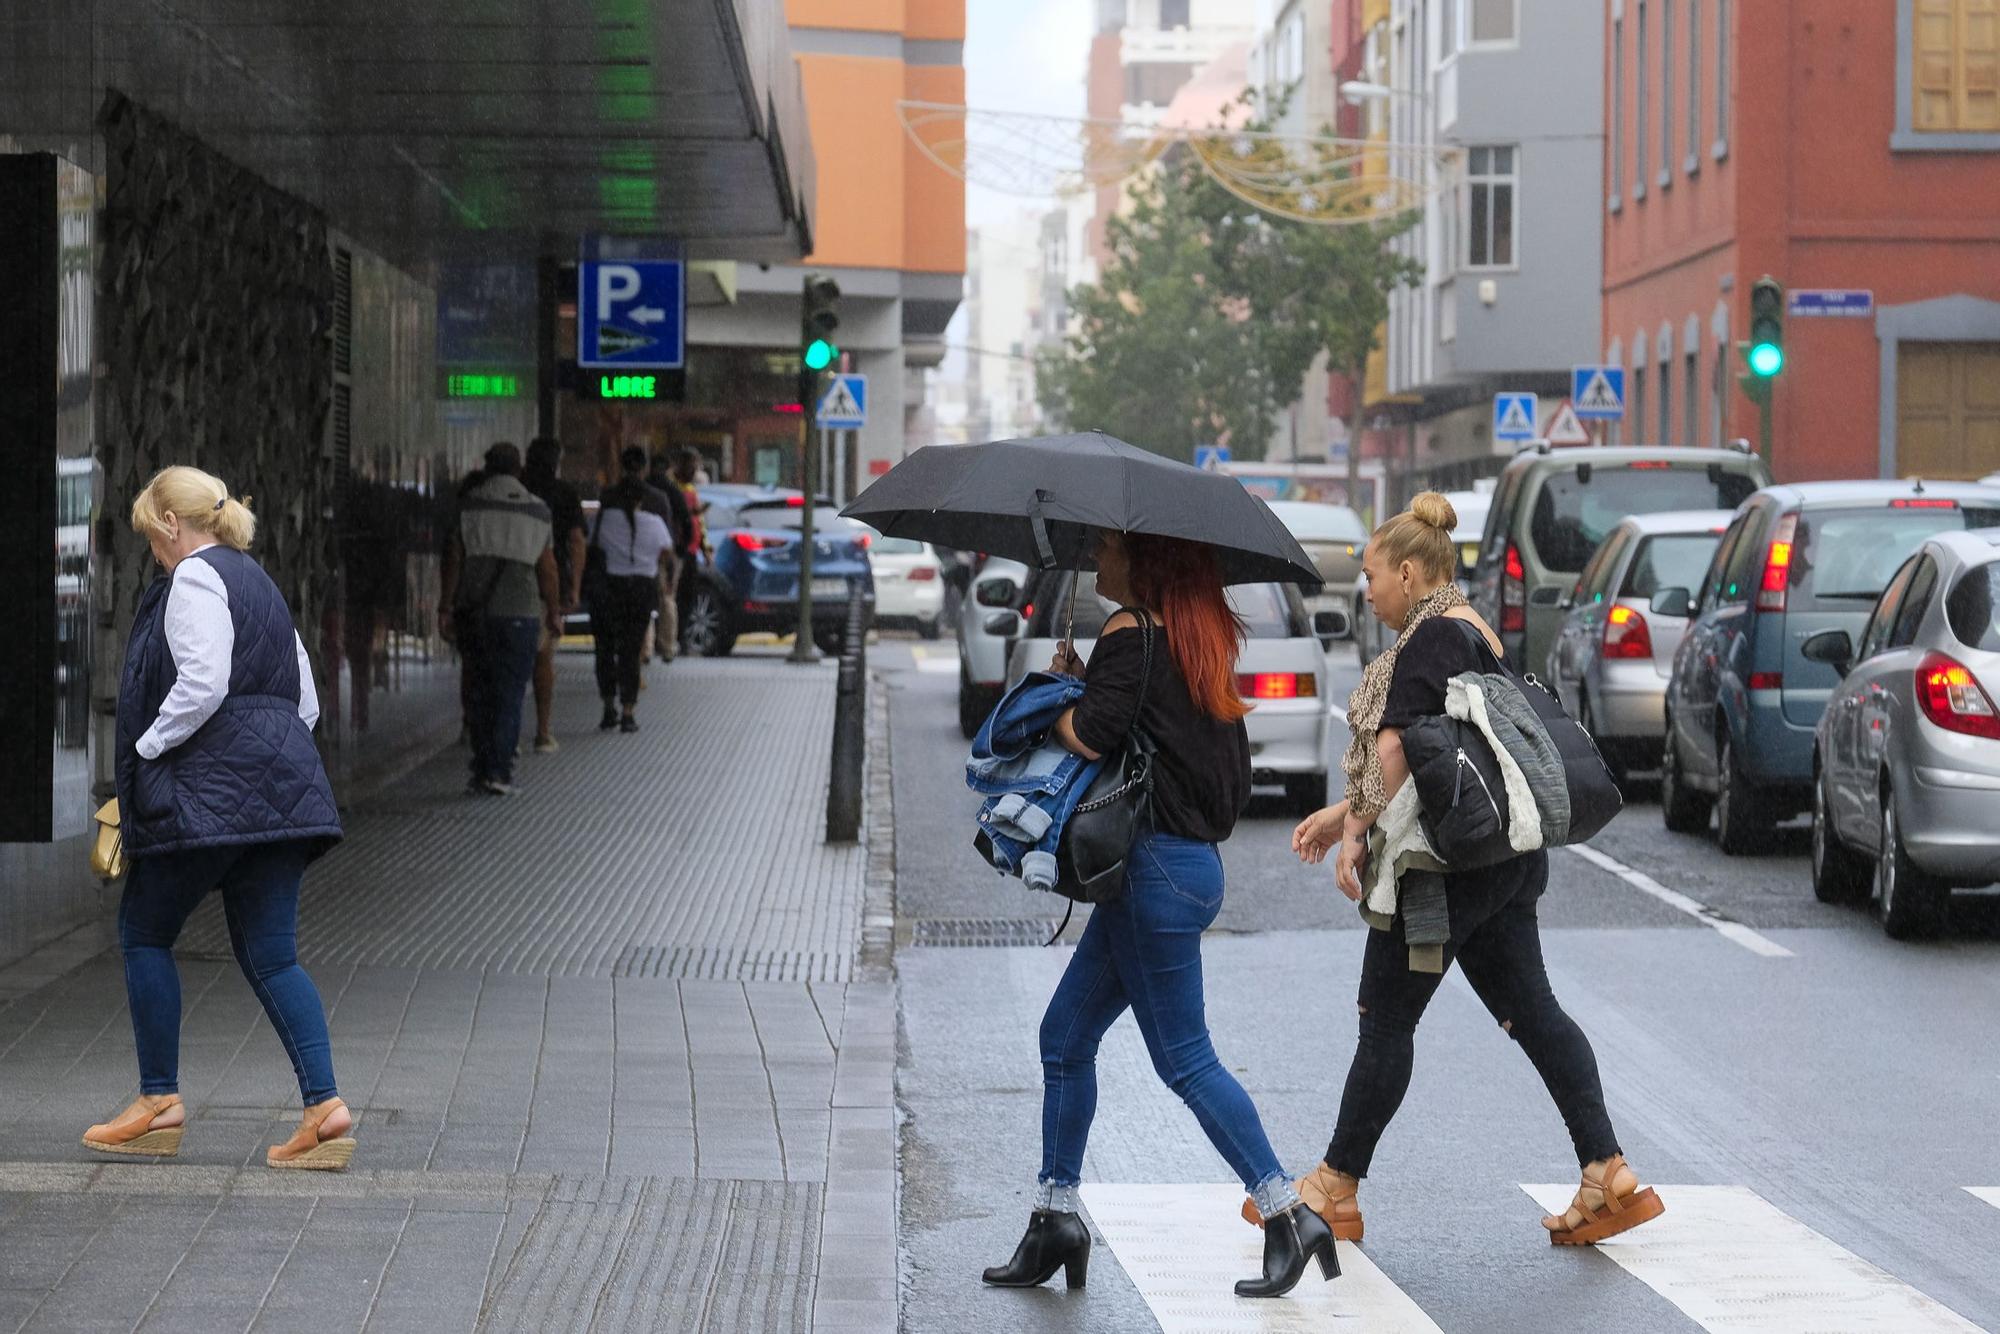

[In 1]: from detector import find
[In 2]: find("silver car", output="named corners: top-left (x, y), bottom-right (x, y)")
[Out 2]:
top-left (1807, 528), bottom-right (2000, 938)
top-left (955, 556), bottom-right (1029, 738)
top-left (1545, 510), bottom-right (1732, 780)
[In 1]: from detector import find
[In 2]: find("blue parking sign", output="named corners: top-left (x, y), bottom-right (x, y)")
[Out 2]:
top-left (578, 260), bottom-right (685, 368)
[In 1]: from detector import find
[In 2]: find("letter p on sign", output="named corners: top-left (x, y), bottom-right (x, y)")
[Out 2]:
top-left (596, 264), bottom-right (640, 320)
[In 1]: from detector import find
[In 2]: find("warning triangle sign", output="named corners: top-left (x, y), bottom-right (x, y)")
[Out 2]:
top-left (1574, 370), bottom-right (1623, 416)
top-left (1497, 397), bottom-right (1536, 436)
top-left (1543, 399), bottom-right (1591, 446)
top-left (817, 378), bottom-right (863, 424)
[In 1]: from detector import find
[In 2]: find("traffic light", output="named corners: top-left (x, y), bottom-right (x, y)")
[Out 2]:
top-left (1748, 276), bottom-right (1784, 378)
top-left (802, 274), bottom-right (840, 372)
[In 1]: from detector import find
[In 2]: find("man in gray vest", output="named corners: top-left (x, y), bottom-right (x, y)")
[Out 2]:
top-left (441, 442), bottom-right (559, 795)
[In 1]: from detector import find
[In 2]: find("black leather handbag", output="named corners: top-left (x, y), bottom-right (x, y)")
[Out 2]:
top-left (1050, 608), bottom-right (1158, 907)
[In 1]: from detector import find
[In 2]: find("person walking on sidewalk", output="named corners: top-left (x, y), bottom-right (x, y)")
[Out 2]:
top-left (521, 436), bottom-right (586, 752)
top-left (1260, 493), bottom-right (1663, 1248)
top-left (441, 442), bottom-right (560, 795)
top-left (639, 450), bottom-right (689, 665)
top-left (86, 466), bottom-right (355, 1171)
top-left (591, 446), bottom-right (675, 732)
top-left (983, 529), bottom-right (1337, 1301)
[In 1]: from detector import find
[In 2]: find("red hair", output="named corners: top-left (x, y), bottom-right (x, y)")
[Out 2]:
top-left (1123, 533), bottom-right (1249, 722)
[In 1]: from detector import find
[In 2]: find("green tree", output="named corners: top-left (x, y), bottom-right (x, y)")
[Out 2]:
top-left (1038, 106), bottom-right (1421, 466)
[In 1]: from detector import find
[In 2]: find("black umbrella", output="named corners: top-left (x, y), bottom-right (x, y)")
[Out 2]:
top-left (840, 431), bottom-right (1322, 589)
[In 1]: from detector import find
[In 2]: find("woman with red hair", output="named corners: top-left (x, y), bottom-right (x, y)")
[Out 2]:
top-left (981, 529), bottom-right (1336, 1300)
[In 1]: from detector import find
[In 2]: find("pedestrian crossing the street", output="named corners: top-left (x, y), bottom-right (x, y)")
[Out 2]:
top-left (1077, 1182), bottom-right (1995, 1332)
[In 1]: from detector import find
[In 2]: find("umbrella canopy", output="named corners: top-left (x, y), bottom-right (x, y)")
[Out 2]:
top-left (841, 432), bottom-right (1323, 589)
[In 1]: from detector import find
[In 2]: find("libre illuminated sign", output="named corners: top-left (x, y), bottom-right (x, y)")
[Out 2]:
top-left (445, 372), bottom-right (521, 398)
top-left (596, 374), bottom-right (659, 400)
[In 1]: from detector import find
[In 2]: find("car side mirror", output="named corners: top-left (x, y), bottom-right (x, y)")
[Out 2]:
top-left (1311, 608), bottom-right (1349, 649)
top-left (1649, 586), bottom-right (1694, 619)
top-left (983, 611), bottom-right (1023, 638)
top-left (1801, 629), bottom-right (1854, 676)
top-left (974, 579), bottom-right (1017, 608)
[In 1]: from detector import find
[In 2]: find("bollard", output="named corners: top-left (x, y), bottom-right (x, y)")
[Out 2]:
top-left (825, 583), bottom-right (868, 844)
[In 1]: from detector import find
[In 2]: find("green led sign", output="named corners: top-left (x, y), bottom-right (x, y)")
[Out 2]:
top-left (597, 374), bottom-right (659, 400)
top-left (446, 372), bottom-right (521, 398)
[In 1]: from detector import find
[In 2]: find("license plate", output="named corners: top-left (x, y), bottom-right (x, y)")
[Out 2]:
top-left (811, 578), bottom-right (848, 598)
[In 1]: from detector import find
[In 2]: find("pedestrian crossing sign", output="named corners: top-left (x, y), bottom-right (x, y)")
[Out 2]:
top-left (1543, 398), bottom-right (1592, 446)
top-left (816, 374), bottom-right (868, 429)
top-left (1571, 365), bottom-right (1626, 420)
top-left (1493, 392), bottom-right (1539, 442)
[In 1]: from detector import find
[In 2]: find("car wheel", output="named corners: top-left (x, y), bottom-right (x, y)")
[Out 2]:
top-left (1809, 760), bottom-right (1871, 905)
top-left (1284, 773), bottom-right (1327, 817)
top-left (918, 615), bottom-right (943, 641)
top-left (1876, 783), bottom-right (1945, 940)
top-left (814, 627), bottom-right (847, 657)
top-left (682, 584), bottom-right (735, 658)
top-left (958, 666), bottom-right (994, 740)
top-left (1713, 730), bottom-right (1772, 856)
top-left (1659, 715), bottom-right (1711, 834)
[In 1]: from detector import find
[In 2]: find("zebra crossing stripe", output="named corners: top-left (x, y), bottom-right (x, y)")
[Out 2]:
top-left (1520, 1184), bottom-right (1984, 1331)
top-left (908, 646), bottom-right (959, 675)
top-left (1078, 1183), bottom-right (1442, 1332)
top-left (1968, 1187), bottom-right (2000, 1211)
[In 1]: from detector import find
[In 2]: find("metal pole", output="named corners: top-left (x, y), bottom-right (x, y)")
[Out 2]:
top-left (535, 252), bottom-right (559, 440)
top-left (1758, 392), bottom-right (1773, 461)
top-left (790, 366), bottom-right (819, 663)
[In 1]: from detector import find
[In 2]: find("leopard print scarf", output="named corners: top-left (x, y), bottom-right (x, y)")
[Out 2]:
top-left (1342, 582), bottom-right (1470, 821)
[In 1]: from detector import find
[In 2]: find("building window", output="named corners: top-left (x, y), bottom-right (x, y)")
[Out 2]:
top-left (1469, 0), bottom-right (1517, 43)
top-left (1611, 14), bottom-right (1626, 206)
top-left (1660, 0), bottom-right (1675, 184)
top-left (1160, 0), bottom-right (1189, 28)
top-left (1687, 0), bottom-right (1702, 169)
top-left (1912, 0), bottom-right (2000, 132)
top-left (1659, 352), bottom-right (1673, 444)
top-left (1711, 345), bottom-right (1725, 444)
top-left (1715, 0), bottom-right (1730, 156)
top-left (1636, 0), bottom-right (1650, 194)
top-left (1632, 365), bottom-right (1647, 444)
top-left (1465, 146), bottom-right (1517, 267)
top-left (1684, 351), bottom-right (1699, 447)
top-left (1440, 0), bottom-right (1460, 62)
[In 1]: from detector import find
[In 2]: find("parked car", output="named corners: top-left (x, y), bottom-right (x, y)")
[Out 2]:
top-left (1353, 487), bottom-right (1492, 664)
top-left (1545, 510), bottom-right (1732, 780)
top-left (955, 556), bottom-right (1029, 738)
top-left (1806, 528), bottom-right (2000, 937)
top-left (1659, 480), bottom-right (2000, 853)
top-left (681, 489), bottom-right (874, 657)
top-left (855, 526), bottom-right (946, 638)
top-left (1467, 445), bottom-right (1770, 680)
top-left (1265, 500), bottom-right (1367, 640)
top-left (1000, 570), bottom-right (1342, 813)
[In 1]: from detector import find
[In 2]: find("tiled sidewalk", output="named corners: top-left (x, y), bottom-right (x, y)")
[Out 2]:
top-left (0, 657), bottom-right (898, 1333)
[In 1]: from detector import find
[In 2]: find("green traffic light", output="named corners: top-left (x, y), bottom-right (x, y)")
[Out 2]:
top-left (804, 338), bottom-right (837, 371)
top-left (1748, 342), bottom-right (1784, 377)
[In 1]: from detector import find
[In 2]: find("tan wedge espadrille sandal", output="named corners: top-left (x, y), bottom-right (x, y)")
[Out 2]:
top-left (83, 1093), bottom-right (186, 1157)
top-left (266, 1096), bottom-right (357, 1171)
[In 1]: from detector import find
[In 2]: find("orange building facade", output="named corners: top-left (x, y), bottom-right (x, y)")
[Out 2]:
top-left (1603, 0), bottom-right (2000, 482)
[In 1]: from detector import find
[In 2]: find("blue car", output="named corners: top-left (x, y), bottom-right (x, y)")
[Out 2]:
top-left (1659, 479), bottom-right (2000, 853)
top-left (681, 487), bottom-right (874, 657)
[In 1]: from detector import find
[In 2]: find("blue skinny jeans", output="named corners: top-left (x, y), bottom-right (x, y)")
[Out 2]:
top-left (118, 839), bottom-right (339, 1106)
top-left (1038, 829), bottom-right (1286, 1195)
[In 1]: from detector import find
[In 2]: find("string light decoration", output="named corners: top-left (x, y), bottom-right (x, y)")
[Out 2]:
top-left (897, 101), bottom-right (1455, 224)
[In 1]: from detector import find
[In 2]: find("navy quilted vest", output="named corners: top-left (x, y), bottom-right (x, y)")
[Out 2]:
top-left (115, 546), bottom-right (343, 860)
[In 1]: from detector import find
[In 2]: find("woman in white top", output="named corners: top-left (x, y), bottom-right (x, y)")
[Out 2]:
top-left (590, 446), bottom-right (675, 732)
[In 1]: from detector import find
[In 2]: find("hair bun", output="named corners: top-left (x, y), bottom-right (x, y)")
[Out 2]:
top-left (1409, 491), bottom-right (1457, 531)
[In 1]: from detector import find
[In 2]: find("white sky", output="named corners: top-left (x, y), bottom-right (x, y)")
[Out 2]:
top-left (962, 0), bottom-right (1092, 229)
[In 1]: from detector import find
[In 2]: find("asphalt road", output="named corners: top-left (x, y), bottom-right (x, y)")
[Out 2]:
top-left (876, 634), bottom-right (2000, 1334)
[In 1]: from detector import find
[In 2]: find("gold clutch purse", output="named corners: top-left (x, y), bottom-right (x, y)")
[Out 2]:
top-left (91, 799), bottom-right (126, 880)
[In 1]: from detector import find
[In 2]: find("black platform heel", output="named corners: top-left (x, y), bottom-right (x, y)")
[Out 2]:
top-left (981, 1209), bottom-right (1091, 1290)
top-left (1234, 1201), bottom-right (1339, 1298)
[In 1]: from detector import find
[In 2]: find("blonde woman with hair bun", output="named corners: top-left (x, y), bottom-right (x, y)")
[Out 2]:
top-left (1240, 492), bottom-right (1662, 1251)
top-left (86, 465), bottom-right (356, 1171)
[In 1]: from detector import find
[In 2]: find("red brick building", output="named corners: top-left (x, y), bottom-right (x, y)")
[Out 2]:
top-left (1603, 0), bottom-right (2000, 482)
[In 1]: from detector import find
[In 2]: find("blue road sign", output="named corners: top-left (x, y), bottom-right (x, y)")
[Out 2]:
top-left (1493, 392), bottom-right (1539, 442)
top-left (1571, 365), bottom-right (1627, 420)
top-left (1194, 444), bottom-right (1231, 470)
top-left (578, 260), bottom-right (685, 368)
top-left (816, 374), bottom-right (868, 429)
top-left (1788, 288), bottom-right (1873, 318)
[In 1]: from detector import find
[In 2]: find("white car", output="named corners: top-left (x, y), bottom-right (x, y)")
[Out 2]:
top-left (1000, 569), bottom-right (1339, 813)
top-left (856, 527), bottom-right (946, 638)
top-left (956, 556), bottom-right (1030, 738)
top-left (1353, 487), bottom-right (1493, 664)
top-left (1265, 500), bottom-right (1367, 639)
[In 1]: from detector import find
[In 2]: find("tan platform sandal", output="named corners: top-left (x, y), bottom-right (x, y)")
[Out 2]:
top-left (1239, 1164), bottom-right (1365, 1243)
top-left (266, 1096), bottom-right (357, 1171)
top-left (83, 1093), bottom-right (186, 1157)
top-left (1542, 1154), bottom-right (1664, 1245)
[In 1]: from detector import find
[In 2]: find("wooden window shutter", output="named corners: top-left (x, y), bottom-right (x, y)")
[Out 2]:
top-left (1915, 0), bottom-right (1958, 129)
top-left (1959, 0), bottom-right (2000, 129)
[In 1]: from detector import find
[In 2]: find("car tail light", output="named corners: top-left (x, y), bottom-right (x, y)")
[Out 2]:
top-left (1629, 459), bottom-right (1672, 469)
top-left (1748, 671), bottom-right (1784, 690)
top-left (1238, 672), bottom-right (1317, 700)
top-left (907, 566), bottom-right (937, 581)
top-left (1601, 604), bottom-right (1653, 660)
top-left (1755, 513), bottom-right (1799, 613)
top-left (733, 532), bottom-right (788, 551)
top-left (855, 532), bottom-right (872, 549)
top-left (1502, 543), bottom-right (1526, 634)
top-left (1891, 498), bottom-right (1959, 509)
top-left (1916, 651), bottom-right (2000, 739)
top-left (785, 494), bottom-right (805, 507)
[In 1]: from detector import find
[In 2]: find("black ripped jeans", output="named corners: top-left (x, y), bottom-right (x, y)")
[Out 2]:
top-left (1324, 851), bottom-right (1621, 1178)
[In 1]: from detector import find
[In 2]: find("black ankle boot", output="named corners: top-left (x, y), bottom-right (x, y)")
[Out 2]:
top-left (599, 702), bottom-right (619, 730)
top-left (1235, 1202), bottom-right (1339, 1298)
top-left (981, 1209), bottom-right (1090, 1289)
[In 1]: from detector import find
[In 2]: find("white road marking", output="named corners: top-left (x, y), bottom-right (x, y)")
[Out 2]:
top-left (1519, 1183), bottom-right (1983, 1332)
top-left (1967, 1187), bottom-right (2000, 1211)
top-left (1079, 1183), bottom-right (1442, 1332)
top-left (907, 645), bottom-right (960, 675)
top-left (1565, 842), bottom-right (1795, 958)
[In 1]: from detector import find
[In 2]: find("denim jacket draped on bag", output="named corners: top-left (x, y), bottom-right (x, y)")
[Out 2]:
top-left (967, 671), bottom-right (1106, 892)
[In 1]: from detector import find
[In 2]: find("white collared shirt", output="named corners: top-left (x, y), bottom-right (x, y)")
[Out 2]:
top-left (135, 544), bottom-right (319, 760)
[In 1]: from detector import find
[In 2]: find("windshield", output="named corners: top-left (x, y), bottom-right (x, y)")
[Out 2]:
top-left (1623, 533), bottom-right (1721, 600)
top-left (1273, 504), bottom-right (1367, 543)
top-left (863, 529), bottom-right (925, 555)
top-left (1528, 466), bottom-right (1761, 574)
top-left (1791, 506), bottom-right (2000, 610)
top-left (1037, 574), bottom-right (1300, 639)
top-left (1946, 560), bottom-right (2000, 653)
top-left (744, 503), bottom-right (850, 533)
top-left (1226, 582), bottom-right (1302, 638)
